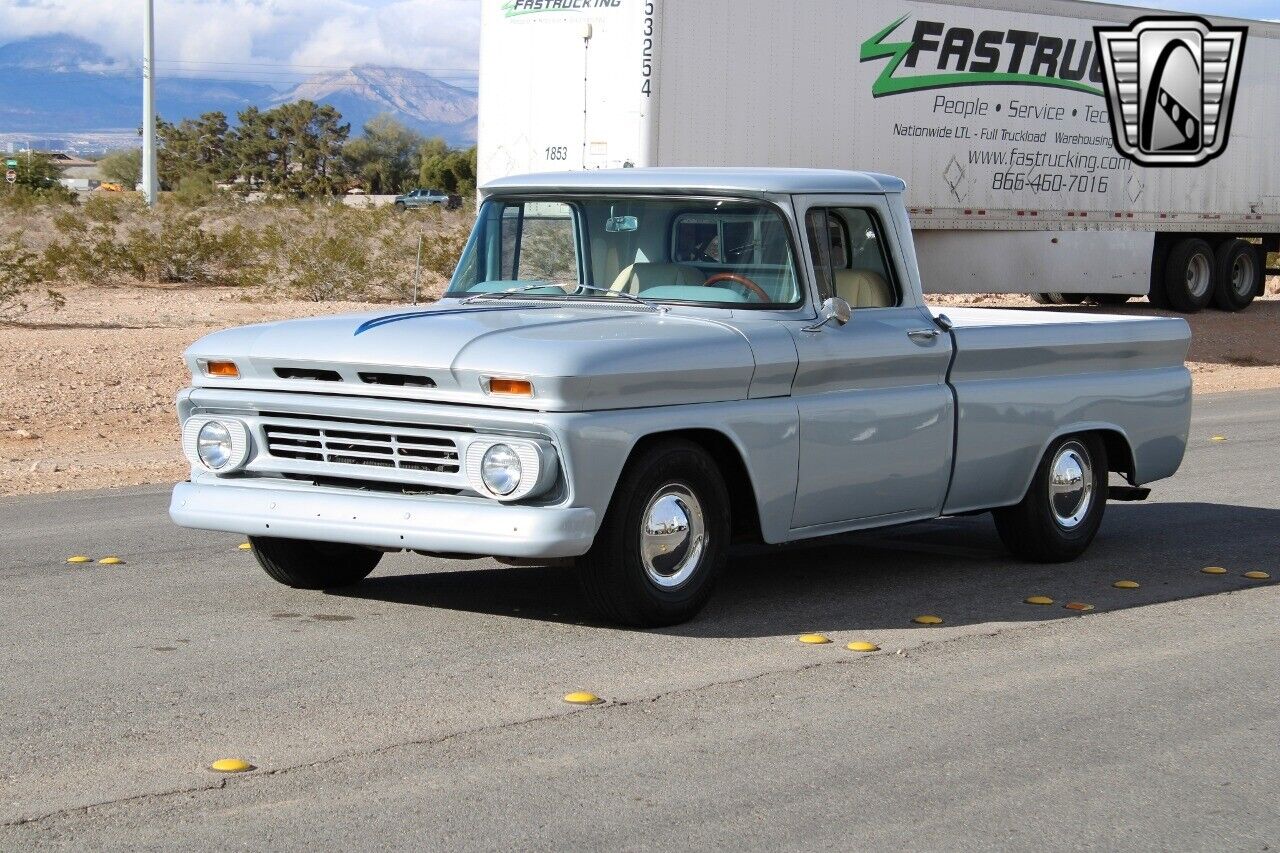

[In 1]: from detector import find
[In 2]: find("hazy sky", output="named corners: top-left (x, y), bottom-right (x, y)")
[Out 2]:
top-left (0, 0), bottom-right (1275, 83)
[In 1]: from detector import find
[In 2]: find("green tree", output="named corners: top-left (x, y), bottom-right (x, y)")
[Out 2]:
top-left (227, 101), bottom-right (349, 195)
top-left (418, 143), bottom-right (477, 196)
top-left (98, 148), bottom-right (142, 186)
top-left (156, 111), bottom-right (232, 188)
top-left (343, 114), bottom-right (424, 194)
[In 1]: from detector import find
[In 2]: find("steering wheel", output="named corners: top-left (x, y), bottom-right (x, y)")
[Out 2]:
top-left (703, 272), bottom-right (772, 303)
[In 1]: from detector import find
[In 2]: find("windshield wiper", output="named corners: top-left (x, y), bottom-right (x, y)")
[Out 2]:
top-left (463, 283), bottom-right (662, 311)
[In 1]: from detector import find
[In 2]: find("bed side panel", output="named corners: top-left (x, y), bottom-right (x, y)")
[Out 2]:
top-left (944, 317), bottom-right (1192, 515)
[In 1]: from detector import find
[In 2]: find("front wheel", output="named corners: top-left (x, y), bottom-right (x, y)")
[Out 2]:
top-left (993, 434), bottom-right (1108, 563)
top-left (249, 537), bottom-right (382, 589)
top-left (577, 439), bottom-right (730, 627)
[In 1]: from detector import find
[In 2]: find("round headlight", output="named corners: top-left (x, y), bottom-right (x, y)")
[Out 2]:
top-left (197, 420), bottom-right (233, 470)
top-left (481, 444), bottom-right (522, 496)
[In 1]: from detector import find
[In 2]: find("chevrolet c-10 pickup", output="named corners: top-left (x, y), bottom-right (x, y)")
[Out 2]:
top-left (170, 168), bottom-right (1192, 626)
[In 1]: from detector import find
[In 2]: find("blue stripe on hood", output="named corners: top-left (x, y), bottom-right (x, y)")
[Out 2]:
top-left (353, 304), bottom-right (559, 336)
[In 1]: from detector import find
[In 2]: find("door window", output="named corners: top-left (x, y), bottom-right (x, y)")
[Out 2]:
top-left (804, 207), bottom-right (898, 309)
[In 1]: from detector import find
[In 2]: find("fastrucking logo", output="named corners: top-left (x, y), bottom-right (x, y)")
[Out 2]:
top-left (1094, 16), bottom-right (1246, 167)
top-left (860, 15), bottom-right (1105, 98)
top-left (502, 0), bottom-right (622, 18)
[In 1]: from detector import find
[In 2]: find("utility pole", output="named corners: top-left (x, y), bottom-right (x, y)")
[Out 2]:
top-left (141, 0), bottom-right (158, 206)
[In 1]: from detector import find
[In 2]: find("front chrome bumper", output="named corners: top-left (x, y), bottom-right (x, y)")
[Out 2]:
top-left (170, 480), bottom-right (598, 559)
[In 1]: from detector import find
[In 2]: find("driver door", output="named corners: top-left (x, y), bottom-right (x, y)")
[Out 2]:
top-left (789, 195), bottom-right (954, 530)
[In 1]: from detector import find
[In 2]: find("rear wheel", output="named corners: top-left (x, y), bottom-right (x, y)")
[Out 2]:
top-left (249, 537), bottom-right (382, 589)
top-left (1212, 239), bottom-right (1261, 312)
top-left (577, 439), bottom-right (729, 627)
top-left (1162, 238), bottom-right (1215, 313)
top-left (993, 434), bottom-right (1108, 563)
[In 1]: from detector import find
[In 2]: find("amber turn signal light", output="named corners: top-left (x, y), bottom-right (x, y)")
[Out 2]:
top-left (204, 360), bottom-right (240, 378)
top-left (488, 378), bottom-right (533, 396)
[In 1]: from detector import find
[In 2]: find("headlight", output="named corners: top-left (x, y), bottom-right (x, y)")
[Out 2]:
top-left (182, 417), bottom-right (250, 473)
top-left (197, 421), bottom-right (233, 469)
top-left (481, 444), bottom-right (522, 496)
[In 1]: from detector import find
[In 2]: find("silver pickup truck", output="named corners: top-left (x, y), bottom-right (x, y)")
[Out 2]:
top-left (170, 168), bottom-right (1192, 626)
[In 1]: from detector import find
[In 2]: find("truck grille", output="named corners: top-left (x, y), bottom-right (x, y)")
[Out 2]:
top-left (263, 423), bottom-right (461, 474)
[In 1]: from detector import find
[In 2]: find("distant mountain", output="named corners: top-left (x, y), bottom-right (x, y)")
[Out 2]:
top-left (276, 65), bottom-right (477, 144)
top-left (0, 35), bottom-right (477, 147)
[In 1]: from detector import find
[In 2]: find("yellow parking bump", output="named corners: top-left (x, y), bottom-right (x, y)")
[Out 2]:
top-left (97, 557), bottom-right (124, 565)
top-left (846, 641), bottom-right (880, 652)
top-left (1112, 580), bottom-right (1140, 589)
top-left (208, 758), bottom-right (255, 773)
top-left (912, 615), bottom-right (944, 625)
top-left (1201, 566), bottom-right (1228, 575)
top-left (66, 555), bottom-right (93, 564)
top-left (797, 633), bottom-right (832, 645)
top-left (563, 691), bottom-right (604, 705)
top-left (1064, 602), bottom-right (1095, 612)
top-left (238, 542), bottom-right (252, 551)
top-left (1210, 435), bottom-right (1227, 442)
top-left (1244, 571), bottom-right (1271, 581)
top-left (1024, 595), bottom-right (1054, 605)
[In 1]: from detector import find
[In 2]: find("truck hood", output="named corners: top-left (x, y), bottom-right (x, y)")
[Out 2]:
top-left (184, 301), bottom-right (762, 411)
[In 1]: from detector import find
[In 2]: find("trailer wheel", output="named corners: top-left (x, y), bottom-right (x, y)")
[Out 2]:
top-left (249, 537), bottom-right (382, 589)
top-left (993, 434), bottom-right (1108, 563)
top-left (577, 439), bottom-right (729, 627)
top-left (1211, 239), bottom-right (1261, 312)
top-left (1162, 238), bottom-right (1215, 313)
top-left (1030, 293), bottom-right (1056, 305)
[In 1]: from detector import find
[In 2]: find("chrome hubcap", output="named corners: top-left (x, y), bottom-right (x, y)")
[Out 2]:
top-left (640, 484), bottom-right (706, 589)
top-left (1049, 441), bottom-right (1094, 529)
top-left (1231, 253), bottom-right (1254, 296)
top-left (1186, 254), bottom-right (1211, 299)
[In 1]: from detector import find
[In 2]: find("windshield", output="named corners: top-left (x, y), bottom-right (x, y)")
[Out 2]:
top-left (446, 196), bottom-right (802, 307)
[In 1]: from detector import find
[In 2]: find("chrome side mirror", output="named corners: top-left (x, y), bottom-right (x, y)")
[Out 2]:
top-left (802, 297), bottom-right (851, 333)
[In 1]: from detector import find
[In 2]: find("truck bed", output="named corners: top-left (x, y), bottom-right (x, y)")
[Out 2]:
top-left (933, 306), bottom-right (1193, 515)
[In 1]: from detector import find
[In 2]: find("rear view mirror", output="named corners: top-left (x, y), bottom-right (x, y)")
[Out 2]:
top-left (605, 215), bottom-right (638, 233)
top-left (802, 297), bottom-right (851, 333)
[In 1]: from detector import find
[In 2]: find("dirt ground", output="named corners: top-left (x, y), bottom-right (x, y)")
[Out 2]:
top-left (2, 283), bottom-right (1278, 497)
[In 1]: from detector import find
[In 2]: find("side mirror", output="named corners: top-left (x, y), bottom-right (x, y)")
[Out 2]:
top-left (803, 297), bottom-right (851, 333)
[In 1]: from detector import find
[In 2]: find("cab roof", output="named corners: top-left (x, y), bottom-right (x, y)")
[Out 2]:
top-left (481, 167), bottom-right (906, 196)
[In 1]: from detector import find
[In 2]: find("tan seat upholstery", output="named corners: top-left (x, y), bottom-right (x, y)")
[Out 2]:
top-left (833, 269), bottom-right (893, 308)
top-left (610, 262), bottom-right (706, 293)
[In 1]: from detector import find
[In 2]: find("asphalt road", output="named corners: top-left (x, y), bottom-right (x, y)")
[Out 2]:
top-left (2, 391), bottom-right (1277, 851)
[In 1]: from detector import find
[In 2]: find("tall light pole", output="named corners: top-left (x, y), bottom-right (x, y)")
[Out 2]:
top-left (141, 0), bottom-right (158, 206)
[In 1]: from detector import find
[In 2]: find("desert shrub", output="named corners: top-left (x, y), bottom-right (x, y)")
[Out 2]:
top-left (0, 233), bottom-right (63, 323)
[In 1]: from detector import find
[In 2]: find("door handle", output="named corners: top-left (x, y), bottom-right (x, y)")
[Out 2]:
top-left (907, 328), bottom-right (941, 342)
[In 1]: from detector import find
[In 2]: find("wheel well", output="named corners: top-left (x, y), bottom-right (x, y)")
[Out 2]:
top-left (626, 429), bottom-right (762, 543)
top-left (1094, 429), bottom-right (1136, 484)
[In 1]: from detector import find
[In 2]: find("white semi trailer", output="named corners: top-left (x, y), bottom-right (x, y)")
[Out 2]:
top-left (478, 0), bottom-right (1280, 312)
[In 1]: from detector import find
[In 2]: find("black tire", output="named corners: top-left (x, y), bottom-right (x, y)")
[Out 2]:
top-left (1212, 239), bottom-right (1261, 312)
top-left (1162, 238), bottom-right (1215, 313)
top-left (1030, 293), bottom-right (1056, 305)
top-left (1093, 294), bottom-right (1131, 306)
top-left (1148, 240), bottom-right (1171, 309)
top-left (993, 434), bottom-right (1108, 563)
top-left (577, 439), bottom-right (730, 627)
top-left (394, 202), bottom-right (406, 211)
top-left (249, 537), bottom-right (382, 589)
